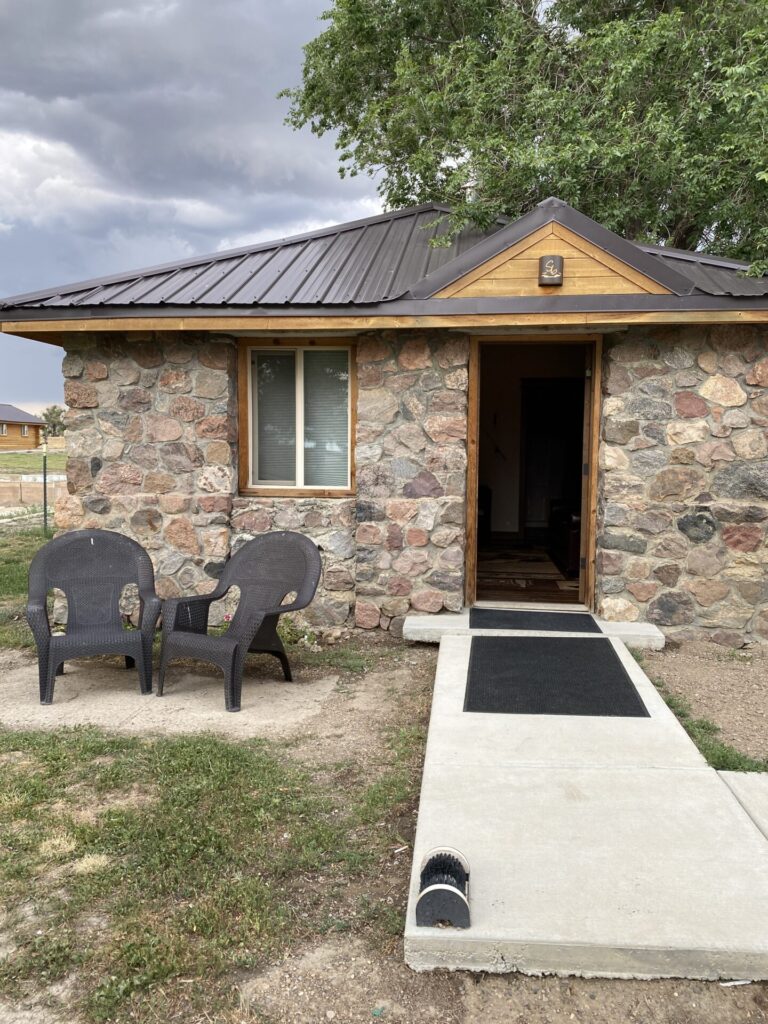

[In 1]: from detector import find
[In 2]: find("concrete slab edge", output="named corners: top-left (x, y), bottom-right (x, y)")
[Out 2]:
top-left (404, 935), bottom-right (768, 981)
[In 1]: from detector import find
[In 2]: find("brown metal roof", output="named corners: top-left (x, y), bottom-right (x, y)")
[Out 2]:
top-left (0, 205), bottom-right (502, 311)
top-left (1, 198), bottom-right (767, 316)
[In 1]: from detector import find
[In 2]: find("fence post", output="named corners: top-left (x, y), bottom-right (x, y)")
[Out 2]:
top-left (43, 437), bottom-right (49, 534)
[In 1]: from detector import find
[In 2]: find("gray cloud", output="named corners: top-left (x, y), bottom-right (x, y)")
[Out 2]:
top-left (0, 0), bottom-right (380, 410)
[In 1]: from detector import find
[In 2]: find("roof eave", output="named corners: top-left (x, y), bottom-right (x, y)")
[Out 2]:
top-left (4, 292), bottom-right (768, 325)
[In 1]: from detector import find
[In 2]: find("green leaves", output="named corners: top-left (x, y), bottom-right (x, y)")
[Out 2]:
top-left (285, 0), bottom-right (768, 262)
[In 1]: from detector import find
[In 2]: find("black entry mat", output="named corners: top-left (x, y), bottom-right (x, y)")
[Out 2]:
top-left (464, 636), bottom-right (649, 717)
top-left (469, 607), bottom-right (602, 633)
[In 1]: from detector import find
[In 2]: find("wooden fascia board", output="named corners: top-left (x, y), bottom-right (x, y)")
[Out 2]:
top-left (3, 308), bottom-right (768, 345)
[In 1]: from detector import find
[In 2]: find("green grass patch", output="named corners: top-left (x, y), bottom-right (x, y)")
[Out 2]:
top-left (658, 687), bottom-right (768, 772)
top-left (0, 719), bottom-right (427, 1022)
top-left (0, 529), bottom-right (49, 602)
top-left (0, 451), bottom-right (66, 475)
top-left (631, 650), bottom-right (768, 773)
top-left (0, 529), bottom-right (51, 648)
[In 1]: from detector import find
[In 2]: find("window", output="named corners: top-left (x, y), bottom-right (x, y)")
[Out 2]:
top-left (21, 425), bottom-right (29, 437)
top-left (0, 424), bottom-right (6, 436)
top-left (248, 346), bottom-right (352, 490)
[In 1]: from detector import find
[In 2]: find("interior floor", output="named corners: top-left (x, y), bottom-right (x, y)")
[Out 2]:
top-left (476, 536), bottom-right (580, 604)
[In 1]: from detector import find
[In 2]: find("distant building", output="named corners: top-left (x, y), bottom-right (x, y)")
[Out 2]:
top-left (0, 404), bottom-right (44, 450)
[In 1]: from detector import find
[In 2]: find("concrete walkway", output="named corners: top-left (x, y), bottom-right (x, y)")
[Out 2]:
top-left (405, 632), bottom-right (768, 980)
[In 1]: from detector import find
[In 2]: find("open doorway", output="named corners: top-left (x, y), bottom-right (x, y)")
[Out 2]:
top-left (474, 342), bottom-right (594, 605)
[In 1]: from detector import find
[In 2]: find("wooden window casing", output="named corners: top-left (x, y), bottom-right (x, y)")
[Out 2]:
top-left (237, 338), bottom-right (357, 497)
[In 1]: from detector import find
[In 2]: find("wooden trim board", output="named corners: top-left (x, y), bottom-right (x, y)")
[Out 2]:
top-left (464, 338), bottom-right (480, 606)
top-left (3, 307), bottom-right (768, 344)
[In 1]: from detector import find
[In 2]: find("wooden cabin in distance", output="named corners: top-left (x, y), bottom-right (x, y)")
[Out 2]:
top-left (0, 404), bottom-right (44, 450)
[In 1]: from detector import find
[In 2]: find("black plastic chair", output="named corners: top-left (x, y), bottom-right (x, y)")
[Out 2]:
top-left (157, 531), bottom-right (322, 711)
top-left (27, 530), bottom-right (162, 704)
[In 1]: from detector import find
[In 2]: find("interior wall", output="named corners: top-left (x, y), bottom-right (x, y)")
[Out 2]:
top-left (478, 344), bottom-right (586, 534)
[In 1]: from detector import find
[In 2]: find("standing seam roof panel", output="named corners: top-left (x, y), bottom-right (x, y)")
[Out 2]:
top-left (289, 228), bottom-right (368, 304)
top-left (225, 242), bottom-right (308, 304)
top-left (260, 235), bottom-right (336, 305)
top-left (354, 213), bottom-right (421, 302)
top-left (215, 250), bottom-right (282, 304)
top-left (157, 256), bottom-right (247, 304)
top-left (323, 221), bottom-right (394, 304)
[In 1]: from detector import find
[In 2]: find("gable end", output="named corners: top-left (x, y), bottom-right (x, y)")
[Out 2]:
top-left (435, 223), bottom-right (672, 299)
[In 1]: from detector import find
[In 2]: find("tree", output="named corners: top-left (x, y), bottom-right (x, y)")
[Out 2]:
top-left (284, 0), bottom-right (768, 262)
top-left (41, 405), bottom-right (65, 437)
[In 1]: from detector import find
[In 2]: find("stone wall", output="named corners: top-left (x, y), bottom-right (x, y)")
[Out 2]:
top-left (230, 496), bottom-right (356, 628)
top-left (351, 332), bottom-right (469, 633)
top-left (598, 325), bottom-right (768, 645)
top-left (57, 332), bottom-right (238, 602)
top-left (57, 329), bottom-right (471, 634)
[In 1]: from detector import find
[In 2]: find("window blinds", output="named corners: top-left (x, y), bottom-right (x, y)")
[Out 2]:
top-left (253, 351), bottom-right (296, 484)
top-left (303, 350), bottom-right (349, 487)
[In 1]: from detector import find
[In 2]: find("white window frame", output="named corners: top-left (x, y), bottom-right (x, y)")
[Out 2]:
top-left (21, 424), bottom-right (29, 437)
top-left (0, 424), bottom-right (7, 436)
top-left (247, 344), bottom-right (353, 492)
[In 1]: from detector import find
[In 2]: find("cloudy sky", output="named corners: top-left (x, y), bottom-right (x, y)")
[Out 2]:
top-left (0, 0), bottom-right (380, 413)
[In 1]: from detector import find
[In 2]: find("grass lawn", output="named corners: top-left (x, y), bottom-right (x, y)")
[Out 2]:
top-left (0, 451), bottom-right (67, 475)
top-left (0, 527), bottom-right (433, 1019)
top-left (0, 716), bottom-right (426, 1023)
top-left (0, 529), bottom-right (50, 648)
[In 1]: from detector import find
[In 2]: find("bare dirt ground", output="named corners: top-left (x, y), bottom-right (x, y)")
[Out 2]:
top-left (237, 938), bottom-right (768, 1024)
top-left (643, 640), bottom-right (768, 761)
top-left (2, 635), bottom-right (768, 1023)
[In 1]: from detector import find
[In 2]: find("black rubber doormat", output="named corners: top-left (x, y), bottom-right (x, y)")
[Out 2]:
top-left (464, 636), bottom-right (649, 717)
top-left (469, 607), bottom-right (602, 633)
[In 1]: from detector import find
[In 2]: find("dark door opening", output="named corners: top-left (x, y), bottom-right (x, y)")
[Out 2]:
top-left (476, 343), bottom-right (590, 604)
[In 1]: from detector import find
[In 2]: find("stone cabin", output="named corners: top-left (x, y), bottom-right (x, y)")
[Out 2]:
top-left (0, 404), bottom-right (44, 451)
top-left (2, 197), bottom-right (768, 645)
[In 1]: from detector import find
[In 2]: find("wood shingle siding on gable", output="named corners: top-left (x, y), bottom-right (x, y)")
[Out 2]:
top-left (436, 224), bottom-right (671, 299)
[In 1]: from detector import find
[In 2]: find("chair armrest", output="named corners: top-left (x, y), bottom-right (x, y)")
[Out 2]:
top-left (26, 601), bottom-right (51, 639)
top-left (263, 599), bottom-right (304, 616)
top-left (164, 588), bottom-right (229, 633)
top-left (138, 589), bottom-right (162, 633)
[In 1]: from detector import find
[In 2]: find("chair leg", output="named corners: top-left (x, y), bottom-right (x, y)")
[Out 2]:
top-left (275, 650), bottom-right (292, 682)
top-left (136, 652), bottom-right (152, 695)
top-left (41, 660), bottom-right (60, 705)
top-left (38, 652), bottom-right (52, 704)
top-left (157, 646), bottom-right (170, 697)
top-left (125, 656), bottom-right (135, 670)
top-left (224, 651), bottom-right (244, 712)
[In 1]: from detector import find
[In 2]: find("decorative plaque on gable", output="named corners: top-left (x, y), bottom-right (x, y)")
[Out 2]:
top-left (538, 255), bottom-right (564, 285)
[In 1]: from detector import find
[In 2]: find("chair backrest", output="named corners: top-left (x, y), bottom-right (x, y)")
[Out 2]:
top-left (28, 530), bottom-right (155, 632)
top-left (221, 532), bottom-right (322, 636)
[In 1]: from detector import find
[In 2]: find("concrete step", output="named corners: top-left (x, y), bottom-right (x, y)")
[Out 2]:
top-left (403, 610), bottom-right (665, 650)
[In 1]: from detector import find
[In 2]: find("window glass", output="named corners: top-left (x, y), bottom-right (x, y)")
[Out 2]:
top-left (250, 347), bottom-right (351, 489)
top-left (303, 350), bottom-right (349, 487)
top-left (253, 352), bottom-right (296, 484)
